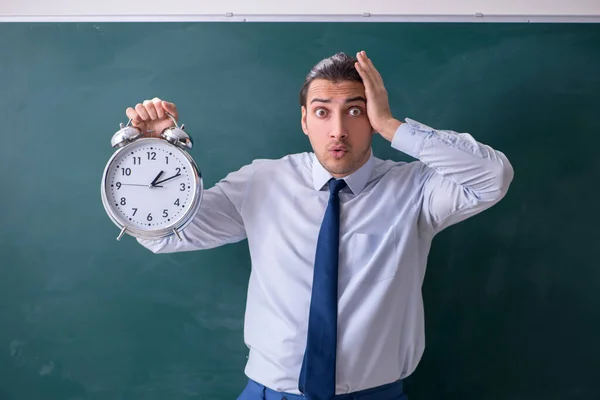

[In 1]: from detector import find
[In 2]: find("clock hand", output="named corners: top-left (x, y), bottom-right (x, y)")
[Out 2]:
top-left (120, 183), bottom-right (163, 187)
top-left (154, 173), bottom-right (182, 185)
top-left (149, 170), bottom-right (164, 187)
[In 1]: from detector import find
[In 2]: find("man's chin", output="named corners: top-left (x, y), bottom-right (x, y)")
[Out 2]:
top-left (323, 160), bottom-right (353, 177)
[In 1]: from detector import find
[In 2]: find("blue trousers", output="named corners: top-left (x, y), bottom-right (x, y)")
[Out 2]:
top-left (237, 378), bottom-right (408, 400)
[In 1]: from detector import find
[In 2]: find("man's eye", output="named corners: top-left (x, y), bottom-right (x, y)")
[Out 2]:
top-left (315, 109), bottom-right (328, 117)
top-left (348, 107), bottom-right (362, 116)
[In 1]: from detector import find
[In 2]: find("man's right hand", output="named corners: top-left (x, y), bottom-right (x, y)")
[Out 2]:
top-left (125, 97), bottom-right (179, 137)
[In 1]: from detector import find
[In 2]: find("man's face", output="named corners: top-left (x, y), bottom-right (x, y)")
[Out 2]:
top-left (302, 79), bottom-right (374, 179)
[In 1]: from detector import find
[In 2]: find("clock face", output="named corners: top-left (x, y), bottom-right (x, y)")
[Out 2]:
top-left (102, 138), bottom-right (199, 234)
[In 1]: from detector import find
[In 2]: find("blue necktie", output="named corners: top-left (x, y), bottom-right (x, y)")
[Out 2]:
top-left (299, 178), bottom-right (347, 400)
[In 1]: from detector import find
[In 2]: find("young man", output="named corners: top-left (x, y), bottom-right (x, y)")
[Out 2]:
top-left (127, 51), bottom-right (514, 400)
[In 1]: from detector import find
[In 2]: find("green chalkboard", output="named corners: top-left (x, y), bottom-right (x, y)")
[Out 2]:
top-left (1, 22), bottom-right (599, 400)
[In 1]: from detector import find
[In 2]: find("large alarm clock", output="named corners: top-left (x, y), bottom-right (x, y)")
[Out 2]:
top-left (100, 113), bottom-right (203, 241)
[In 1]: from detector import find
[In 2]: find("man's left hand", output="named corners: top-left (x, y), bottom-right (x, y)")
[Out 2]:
top-left (355, 51), bottom-right (402, 142)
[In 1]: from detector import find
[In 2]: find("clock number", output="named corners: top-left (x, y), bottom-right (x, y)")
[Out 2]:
top-left (147, 213), bottom-right (153, 221)
top-left (162, 209), bottom-right (169, 218)
top-left (120, 197), bottom-right (126, 205)
top-left (133, 156), bottom-right (141, 165)
top-left (175, 167), bottom-right (181, 175)
top-left (165, 156), bottom-right (169, 164)
top-left (132, 208), bottom-right (138, 216)
top-left (116, 182), bottom-right (121, 190)
top-left (147, 152), bottom-right (156, 160)
top-left (180, 183), bottom-right (185, 191)
top-left (121, 168), bottom-right (131, 176)
top-left (174, 199), bottom-right (180, 206)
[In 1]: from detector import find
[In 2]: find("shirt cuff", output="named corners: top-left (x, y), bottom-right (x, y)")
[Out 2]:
top-left (390, 118), bottom-right (433, 159)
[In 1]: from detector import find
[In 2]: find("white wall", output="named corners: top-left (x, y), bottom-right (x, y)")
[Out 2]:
top-left (1, 0), bottom-right (599, 22)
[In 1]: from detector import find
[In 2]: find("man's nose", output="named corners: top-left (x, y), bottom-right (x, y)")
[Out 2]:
top-left (330, 114), bottom-right (348, 140)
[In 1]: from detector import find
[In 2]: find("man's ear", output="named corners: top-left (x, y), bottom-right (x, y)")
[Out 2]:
top-left (301, 106), bottom-right (308, 135)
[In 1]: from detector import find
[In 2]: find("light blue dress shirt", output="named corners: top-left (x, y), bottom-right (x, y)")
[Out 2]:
top-left (137, 118), bottom-right (514, 394)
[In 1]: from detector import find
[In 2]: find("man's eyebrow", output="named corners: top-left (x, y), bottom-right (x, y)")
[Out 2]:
top-left (309, 96), bottom-right (367, 104)
top-left (310, 98), bottom-right (331, 104)
top-left (345, 96), bottom-right (366, 104)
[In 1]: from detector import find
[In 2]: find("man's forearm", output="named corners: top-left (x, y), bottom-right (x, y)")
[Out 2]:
top-left (375, 118), bottom-right (403, 142)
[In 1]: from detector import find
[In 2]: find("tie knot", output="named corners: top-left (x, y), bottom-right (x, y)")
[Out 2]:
top-left (328, 178), bottom-right (347, 195)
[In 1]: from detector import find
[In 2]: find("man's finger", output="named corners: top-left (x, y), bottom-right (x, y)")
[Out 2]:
top-left (360, 51), bottom-right (384, 88)
top-left (126, 107), bottom-right (142, 125)
top-left (358, 52), bottom-right (374, 76)
top-left (143, 100), bottom-right (159, 120)
top-left (152, 98), bottom-right (166, 119)
top-left (355, 61), bottom-right (374, 91)
top-left (356, 52), bottom-right (375, 83)
top-left (135, 103), bottom-right (150, 121)
top-left (365, 57), bottom-right (385, 87)
top-left (162, 101), bottom-right (179, 120)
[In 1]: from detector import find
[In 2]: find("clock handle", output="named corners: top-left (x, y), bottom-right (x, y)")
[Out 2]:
top-left (166, 113), bottom-right (179, 128)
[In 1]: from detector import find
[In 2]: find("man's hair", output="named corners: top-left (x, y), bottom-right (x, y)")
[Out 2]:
top-left (299, 52), bottom-right (362, 106)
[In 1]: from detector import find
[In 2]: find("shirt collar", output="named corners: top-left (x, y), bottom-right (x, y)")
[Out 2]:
top-left (311, 149), bottom-right (374, 195)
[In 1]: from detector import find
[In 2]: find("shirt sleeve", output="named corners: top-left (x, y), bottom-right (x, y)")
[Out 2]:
top-left (391, 118), bottom-right (514, 235)
top-left (136, 161), bottom-right (258, 254)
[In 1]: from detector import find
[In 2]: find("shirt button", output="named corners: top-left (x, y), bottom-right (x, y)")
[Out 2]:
top-left (281, 397), bottom-right (287, 400)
